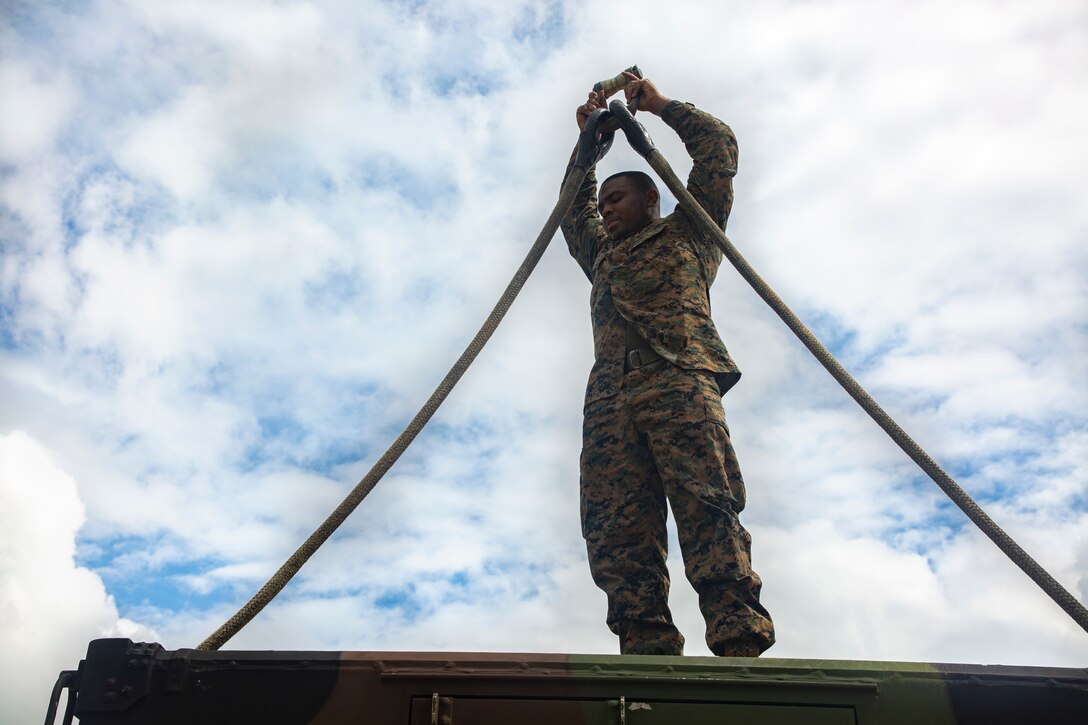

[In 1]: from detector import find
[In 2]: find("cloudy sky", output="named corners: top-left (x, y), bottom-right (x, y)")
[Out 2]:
top-left (3, 0), bottom-right (1087, 720)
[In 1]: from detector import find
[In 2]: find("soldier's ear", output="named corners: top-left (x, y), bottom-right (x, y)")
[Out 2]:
top-left (645, 187), bottom-right (659, 208)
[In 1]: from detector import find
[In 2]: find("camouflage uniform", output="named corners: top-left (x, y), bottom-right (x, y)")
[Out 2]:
top-left (561, 101), bottom-right (774, 656)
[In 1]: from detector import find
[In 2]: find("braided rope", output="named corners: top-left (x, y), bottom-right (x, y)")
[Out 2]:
top-left (196, 167), bottom-right (589, 651)
top-left (644, 148), bottom-right (1088, 635)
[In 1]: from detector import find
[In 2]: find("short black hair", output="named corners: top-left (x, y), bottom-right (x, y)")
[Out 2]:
top-left (601, 170), bottom-right (658, 196)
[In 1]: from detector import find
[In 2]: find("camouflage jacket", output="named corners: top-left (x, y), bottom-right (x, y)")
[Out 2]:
top-left (561, 101), bottom-right (742, 406)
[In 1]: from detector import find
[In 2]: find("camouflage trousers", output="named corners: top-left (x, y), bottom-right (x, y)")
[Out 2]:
top-left (580, 360), bottom-right (775, 656)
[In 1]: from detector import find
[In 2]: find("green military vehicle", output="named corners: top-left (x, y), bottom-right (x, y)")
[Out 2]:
top-left (47, 637), bottom-right (1087, 724)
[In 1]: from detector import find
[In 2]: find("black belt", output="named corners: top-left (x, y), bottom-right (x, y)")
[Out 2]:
top-left (624, 321), bottom-right (663, 372)
top-left (625, 346), bottom-right (662, 371)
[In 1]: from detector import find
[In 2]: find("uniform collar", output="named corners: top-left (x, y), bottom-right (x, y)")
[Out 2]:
top-left (592, 218), bottom-right (668, 271)
top-left (623, 217), bottom-right (668, 251)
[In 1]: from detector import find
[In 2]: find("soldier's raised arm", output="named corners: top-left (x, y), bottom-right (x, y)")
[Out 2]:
top-left (658, 95), bottom-right (738, 230)
top-left (561, 90), bottom-right (610, 281)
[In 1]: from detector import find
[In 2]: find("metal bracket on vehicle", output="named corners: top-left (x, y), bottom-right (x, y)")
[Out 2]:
top-left (430, 691), bottom-right (452, 725)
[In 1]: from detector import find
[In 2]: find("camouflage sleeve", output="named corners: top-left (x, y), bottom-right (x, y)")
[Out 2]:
top-left (559, 148), bottom-right (608, 282)
top-left (661, 101), bottom-right (738, 230)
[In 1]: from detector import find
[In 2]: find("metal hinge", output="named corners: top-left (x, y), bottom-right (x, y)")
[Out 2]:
top-left (606, 695), bottom-right (627, 725)
top-left (430, 692), bottom-right (452, 725)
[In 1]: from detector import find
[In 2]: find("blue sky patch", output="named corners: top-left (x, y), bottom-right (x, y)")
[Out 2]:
top-left (0, 313), bottom-right (16, 351)
top-left (76, 533), bottom-right (235, 612)
top-left (375, 583), bottom-right (426, 620)
top-left (4, 0), bottom-right (81, 45)
top-left (801, 308), bottom-right (908, 373)
top-left (237, 379), bottom-right (383, 474)
top-left (305, 268), bottom-right (368, 313)
top-left (219, 147), bottom-right (345, 204)
top-left (112, 565), bottom-right (238, 614)
top-left (57, 162), bottom-right (178, 255)
top-left (511, 1), bottom-right (565, 51)
top-left (431, 72), bottom-right (496, 98)
top-left (353, 154), bottom-right (459, 211)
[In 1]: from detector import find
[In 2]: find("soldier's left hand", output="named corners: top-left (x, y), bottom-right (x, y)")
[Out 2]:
top-left (621, 72), bottom-right (672, 116)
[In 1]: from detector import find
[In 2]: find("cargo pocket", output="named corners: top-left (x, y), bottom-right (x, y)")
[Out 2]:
top-left (704, 400), bottom-right (731, 437)
top-left (704, 399), bottom-right (745, 511)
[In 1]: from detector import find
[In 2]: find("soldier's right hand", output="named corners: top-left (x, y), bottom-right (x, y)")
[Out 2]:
top-left (576, 90), bottom-right (608, 131)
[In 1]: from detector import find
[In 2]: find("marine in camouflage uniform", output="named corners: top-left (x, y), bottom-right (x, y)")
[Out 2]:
top-left (561, 76), bottom-right (774, 657)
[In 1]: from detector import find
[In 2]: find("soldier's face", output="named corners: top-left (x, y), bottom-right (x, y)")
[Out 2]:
top-left (600, 179), bottom-right (657, 240)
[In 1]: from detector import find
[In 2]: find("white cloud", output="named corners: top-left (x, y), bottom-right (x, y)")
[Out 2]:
top-left (750, 513), bottom-right (1088, 665)
top-left (0, 432), bottom-right (156, 724)
top-left (117, 86), bottom-right (230, 201)
top-left (0, 62), bottom-right (74, 164)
